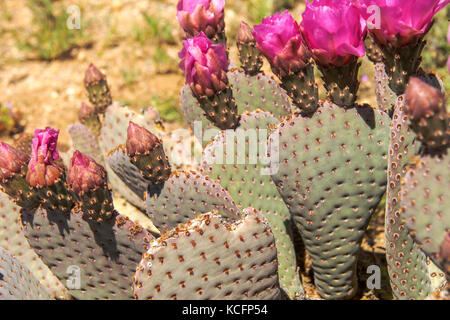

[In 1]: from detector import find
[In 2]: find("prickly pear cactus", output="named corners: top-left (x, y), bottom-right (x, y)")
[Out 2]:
top-left (0, 192), bottom-right (67, 298)
top-left (21, 208), bottom-right (153, 300)
top-left (374, 63), bottom-right (397, 114)
top-left (107, 146), bottom-right (241, 231)
top-left (402, 154), bottom-right (450, 277)
top-left (181, 70), bottom-right (292, 147)
top-left (133, 209), bottom-right (281, 300)
top-left (270, 102), bottom-right (390, 299)
top-left (0, 247), bottom-right (50, 300)
top-left (384, 99), bottom-right (431, 299)
top-left (201, 110), bottom-right (304, 299)
top-left (67, 123), bottom-right (103, 164)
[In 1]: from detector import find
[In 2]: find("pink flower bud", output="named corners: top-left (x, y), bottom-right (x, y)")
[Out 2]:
top-left (126, 122), bottom-right (161, 157)
top-left (405, 77), bottom-right (445, 120)
top-left (67, 151), bottom-right (107, 194)
top-left (0, 142), bottom-right (29, 180)
top-left (179, 32), bottom-right (229, 97)
top-left (300, 0), bottom-right (367, 67)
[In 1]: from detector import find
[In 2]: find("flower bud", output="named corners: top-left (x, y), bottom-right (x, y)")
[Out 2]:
top-left (67, 151), bottom-right (107, 195)
top-left (0, 142), bottom-right (29, 181)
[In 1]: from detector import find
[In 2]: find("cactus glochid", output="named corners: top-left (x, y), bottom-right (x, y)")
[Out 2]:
top-left (0, 0), bottom-right (449, 301)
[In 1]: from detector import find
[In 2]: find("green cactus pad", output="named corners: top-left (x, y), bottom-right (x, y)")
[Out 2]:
top-left (270, 102), bottom-right (390, 299)
top-left (21, 208), bottom-right (153, 299)
top-left (0, 192), bottom-right (67, 298)
top-left (237, 41), bottom-right (263, 76)
top-left (100, 103), bottom-right (193, 209)
top-left (374, 62), bottom-right (397, 115)
top-left (378, 39), bottom-right (425, 95)
top-left (107, 146), bottom-right (152, 202)
top-left (133, 209), bottom-right (281, 300)
top-left (181, 70), bottom-right (292, 147)
top-left (201, 110), bottom-right (304, 299)
top-left (402, 154), bottom-right (450, 276)
top-left (279, 63), bottom-right (319, 115)
top-left (68, 123), bottom-right (103, 164)
top-left (108, 146), bottom-right (240, 232)
top-left (0, 247), bottom-right (50, 300)
top-left (99, 103), bottom-right (164, 209)
top-left (385, 99), bottom-right (431, 299)
top-left (196, 87), bottom-right (241, 130)
top-left (364, 36), bottom-right (383, 64)
top-left (146, 170), bottom-right (241, 231)
top-left (319, 61), bottom-right (361, 108)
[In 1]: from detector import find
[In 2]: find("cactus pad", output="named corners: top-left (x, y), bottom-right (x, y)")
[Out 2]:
top-left (181, 70), bottom-right (292, 147)
top-left (133, 209), bottom-right (281, 300)
top-left (146, 170), bottom-right (241, 231)
top-left (68, 123), bottom-right (103, 164)
top-left (270, 102), bottom-right (390, 299)
top-left (21, 208), bottom-right (153, 299)
top-left (0, 192), bottom-right (67, 298)
top-left (402, 154), bottom-right (450, 276)
top-left (0, 247), bottom-right (50, 300)
top-left (374, 62), bottom-right (397, 114)
top-left (201, 110), bottom-right (304, 299)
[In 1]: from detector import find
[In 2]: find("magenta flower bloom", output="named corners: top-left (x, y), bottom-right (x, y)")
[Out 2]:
top-left (177, 0), bottom-right (225, 39)
top-left (31, 127), bottom-right (60, 165)
top-left (253, 11), bottom-right (311, 77)
top-left (27, 127), bottom-right (62, 187)
top-left (300, 0), bottom-right (367, 67)
top-left (67, 151), bottom-right (106, 194)
top-left (179, 32), bottom-right (229, 97)
top-left (360, 0), bottom-right (449, 47)
top-left (0, 142), bottom-right (29, 180)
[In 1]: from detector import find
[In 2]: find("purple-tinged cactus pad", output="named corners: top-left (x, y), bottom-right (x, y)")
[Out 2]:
top-left (133, 209), bottom-right (281, 300)
top-left (146, 170), bottom-right (241, 231)
top-left (0, 246), bottom-right (50, 300)
top-left (21, 208), bottom-right (153, 299)
top-left (67, 123), bottom-right (103, 164)
top-left (0, 192), bottom-right (67, 298)
top-left (107, 146), bottom-right (151, 202)
top-left (384, 99), bottom-right (431, 299)
top-left (374, 62), bottom-right (397, 114)
top-left (402, 154), bottom-right (450, 277)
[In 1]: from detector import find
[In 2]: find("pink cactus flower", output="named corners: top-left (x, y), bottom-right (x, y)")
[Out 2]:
top-left (179, 32), bottom-right (229, 97)
top-left (0, 142), bottom-right (29, 180)
top-left (177, 0), bottom-right (225, 39)
top-left (252, 11), bottom-right (311, 77)
top-left (360, 0), bottom-right (450, 47)
top-left (67, 151), bottom-right (106, 194)
top-left (300, 0), bottom-right (367, 67)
